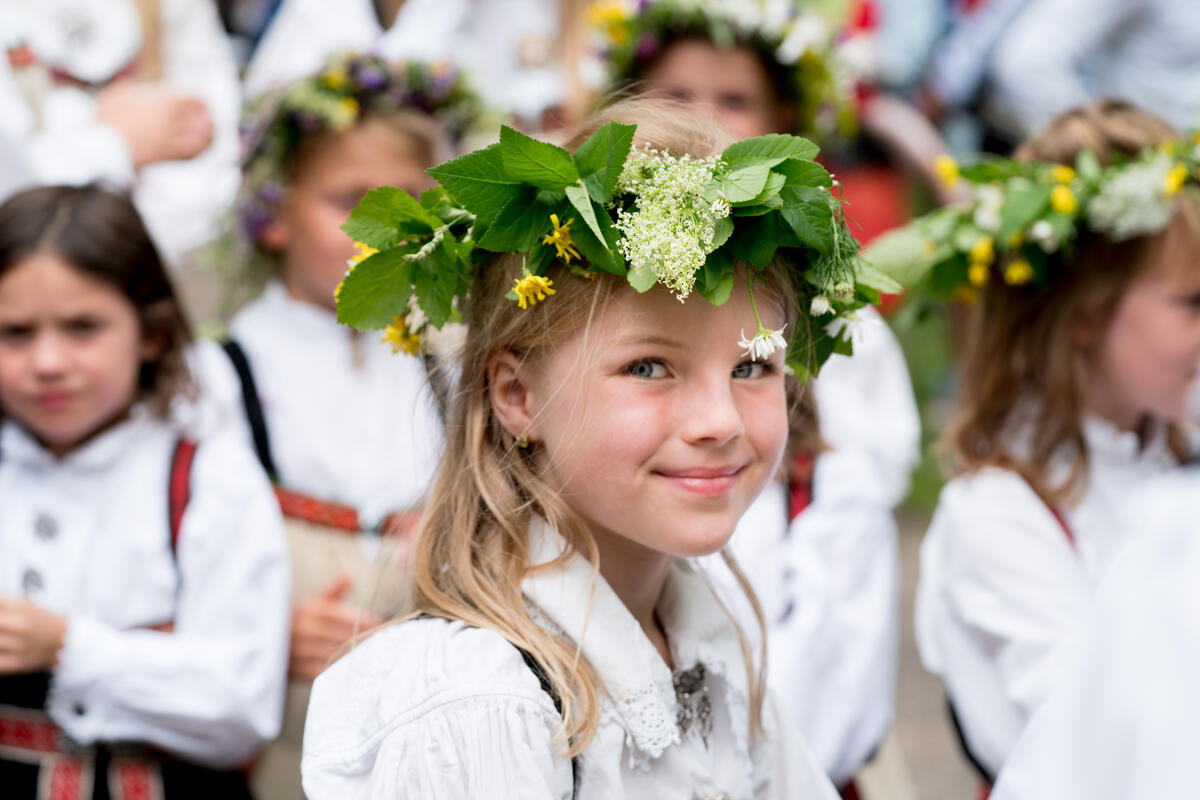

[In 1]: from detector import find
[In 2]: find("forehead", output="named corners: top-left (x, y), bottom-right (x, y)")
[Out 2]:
top-left (647, 39), bottom-right (773, 96)
top-left (0, 252), bottom-right (129, 315)
top-left (293, 119), bottom-right (428, 187)
top-left (1144, 205), bottom-right (1200, 289)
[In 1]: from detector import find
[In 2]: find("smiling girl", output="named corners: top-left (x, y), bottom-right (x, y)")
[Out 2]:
top-left (298, 99), bottom-right (894, 798)
top-left (0, 184), bottom-right (289, 799)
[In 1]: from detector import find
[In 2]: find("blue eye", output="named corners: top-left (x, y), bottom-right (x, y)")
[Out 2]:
top-left (732, 361), bottom-right (767, 379)
top-left (627, 359), bottom-right (668, 379)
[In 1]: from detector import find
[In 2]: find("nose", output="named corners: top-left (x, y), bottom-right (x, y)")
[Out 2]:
top-left (31, 331), bottom-right (68, 377)
top-left (679, 372), bottom-right (745, 446)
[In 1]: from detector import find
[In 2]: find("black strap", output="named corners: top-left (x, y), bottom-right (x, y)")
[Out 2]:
top-left (220, 340), bottom-right (278, 481)
top-left (946, 695), bottom-right (996, 786)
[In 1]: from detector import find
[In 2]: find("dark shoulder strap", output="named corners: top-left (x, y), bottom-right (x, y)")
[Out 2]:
top-left (167, 437), bottom-right (198, 558)
top-left (220, 339), bottom-right (278, 481)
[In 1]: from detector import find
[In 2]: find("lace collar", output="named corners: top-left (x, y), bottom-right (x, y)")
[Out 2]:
top-left (521, 521), bottom-right (752, 767)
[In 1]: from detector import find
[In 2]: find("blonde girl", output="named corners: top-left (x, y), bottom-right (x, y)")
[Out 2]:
top-left (299, 98), bottom-right (894, 798)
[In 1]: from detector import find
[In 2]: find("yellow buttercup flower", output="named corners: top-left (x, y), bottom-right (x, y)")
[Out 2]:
top-left (967, 262), bottom-right (989, 288)
top-left (1051, 165), bottom-right (1076, 184)
top-left (542, 214), bottom-right (581, 264)
top-left (381, 316), bottom-right (422, 356)
top-left (1050, 184), bottom-right (1077, 215)
top-left (1004, 259), bottom-right (1035, 286)
top-left (323, 68), bottom-right (347, 90)
top-left (1164, 163), bottom-right (1189, 195)
top-left (349, 242), bottom-right (378, 266)
top-left (587, 1), bottom-right (632, 42)
top-left (968, 235), bottom-right (995, 266)
top-left (934, 155), bottom-right (959, 188)
top-left (513, 274), bottom-right (557, 309)
top-left (333, 97), bottom-right (360, 130)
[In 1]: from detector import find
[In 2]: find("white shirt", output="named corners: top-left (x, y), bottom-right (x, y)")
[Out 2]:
top-left (0, 0), bottom-right (241, 265)
top-left (244, 0), bottom-right (565, 119)
top-left (703, 304), bottom-right (918, 785)
top-left (302, 522), bottom-right (839, 799)
top-left (191, 282), bottom-right (444, 524)
top-left (0, 412), bottom-right (290, 768)
top-left (915, 416), bottom-right (1180, 779)
top-left (990, 467), bottom-right (1200, 799)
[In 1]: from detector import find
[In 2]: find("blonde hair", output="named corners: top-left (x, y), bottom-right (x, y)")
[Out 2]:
top-left (945, 100), bottom-right (1199, 505)
top-left (410, 98), bottom-right (808, 753)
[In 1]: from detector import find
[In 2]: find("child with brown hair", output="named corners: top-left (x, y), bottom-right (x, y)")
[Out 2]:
top-left (889, 100), bottom-right (1200, 784)
top-left (191, 52), bottom-right (482, 798)
top-left (298, 97), bottom-right (906, 798)
top-left (0, 183), bottom-right (289, 799)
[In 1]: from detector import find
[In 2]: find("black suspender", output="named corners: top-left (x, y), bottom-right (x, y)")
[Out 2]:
top-left (220, 340), bottom-right (278, 481)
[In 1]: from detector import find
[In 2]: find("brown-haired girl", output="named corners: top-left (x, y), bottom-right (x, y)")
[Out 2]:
top-left (298, 97), bottom-right (890, 797)
top-left (0, 184), bottom-right (289, 798)
top-left (910, 100), bottom-right (1200, 784)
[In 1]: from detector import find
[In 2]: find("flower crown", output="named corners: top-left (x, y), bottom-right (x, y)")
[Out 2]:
top-left (334, 122), bottom-right (899, 378)
top-left (863, 136), bottom-right (1200, 298)
top-left (237, 53), bottom-right (485, 243)
top-left (586, 0), bottom-right (858, 141)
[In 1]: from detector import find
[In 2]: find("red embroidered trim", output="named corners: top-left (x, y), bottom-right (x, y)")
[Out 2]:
top-left (48, 758), bottom-right (84, 800)
top-left (272, 486), bottom-right (419, 536)
top-left (114, 759), bottom-right (159, 800)
top-left (0, 708), bottom-right (60, 753)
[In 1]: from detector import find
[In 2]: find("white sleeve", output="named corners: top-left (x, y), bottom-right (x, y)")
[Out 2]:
top-left (914, 471), bottom-right (1088, 777)
top-left (768, 448), bottom-right (900, 785)
top-left (46, 433), bottom-right (290, 768)
top-left (990, 470), bottom-right (1200, 799)
top-left (761, 689), bottom-right (841, 800)
top-left (134, 0), bottom-right (242, 263)
top-left (989, 0), bottom-right (1146, 133)
top-left (302, 621), bottom-right (573, 800)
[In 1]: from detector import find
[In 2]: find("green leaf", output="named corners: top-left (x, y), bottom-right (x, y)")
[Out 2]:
top-left (428, 144), bottom-right (521, 223)
top-left (627, 262), bottom-right (658, 292)
top-left (998, 184), bottom-right (1051, 241)
top-left (341, 187), bottom-right (438, 248)
top-left (854, 258), bottom-right (903, 295)
top-left (565, 183), bottom-right (605, 245)
top-left (570, 206), bottom-right (624, 274)
top-left (743, 171), bottom-right (787, 207)
top-left (336, 248), bottom-right (414, 330)
top-left (859, 226), bottom-right (946, 288)
top-left (1077, 149), bottom-right (1102, 181)
top-left (499, 126), bottom-right (580, 191)
top-left (780, 197), bottom-right (834, 250)
top-left (412, 242), bottom-right (459, 328)
top-left (711, 216), bottom-right (734, 249)
top-left (776, 160), bottom-right (832, 190)
top-left (717, 164), bottom-right (771, 203)
top-left (928, 255), bottom-right (968, 296)
top-left (477, 187), bottom-right (552, 252)
top-left (722, 134), bottom-right (819, 169)
top-left (698, 249), bottom-right (734, 305)
top-left (572, 121), bottom-right (636, 202)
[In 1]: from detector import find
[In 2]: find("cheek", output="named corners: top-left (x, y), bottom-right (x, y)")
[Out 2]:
top-left (742, 384), bottom-right (789, 463)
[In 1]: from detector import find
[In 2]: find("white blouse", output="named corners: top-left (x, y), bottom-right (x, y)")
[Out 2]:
top-left (0, 412), bottom-right (290, 767)
top-left (704, 305), bottom-right (918, 785)
top-left (191, 281), bottom-right (443, 524)
top-left (915, 415), bottom-right (1181, 778)
top-left (0, 0), bottom-right (242, 265)
top-left (991, 467), bottom-right (1200, 798)
top-left (302, 523), bottom-right (839, 799)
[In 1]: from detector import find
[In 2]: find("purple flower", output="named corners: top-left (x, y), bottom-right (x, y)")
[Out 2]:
top-left (635, 33), bottom-right (659, 62)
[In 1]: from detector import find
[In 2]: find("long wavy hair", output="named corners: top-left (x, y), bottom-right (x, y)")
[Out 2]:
top-left (408, 98), bottom-right (814, 754)
top-left (945, 100), bottom-right (1199, 505)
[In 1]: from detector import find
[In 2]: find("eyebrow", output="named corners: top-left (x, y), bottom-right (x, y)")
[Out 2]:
top-left (613, 334), bottom-right (687, 349)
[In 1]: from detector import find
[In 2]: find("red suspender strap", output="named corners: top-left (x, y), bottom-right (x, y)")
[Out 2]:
top-left (788, 451), bottom-right (816, 521)
top-left (168, 438), bottom-right (199, 556)
top-left (1047, 506), bottom-right (1078, 552)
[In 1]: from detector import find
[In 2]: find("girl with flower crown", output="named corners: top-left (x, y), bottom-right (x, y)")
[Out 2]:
top-left (588, 1), bottom-right (922, 790)
top-left (300, 97), bottom-right (898, 798)
top-left (189, 53), bottom-right (481, 798)
top-left (890, 100), bottom-right (1200, 788)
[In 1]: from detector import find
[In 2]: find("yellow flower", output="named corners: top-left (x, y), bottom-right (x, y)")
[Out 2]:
top-left (967, 262), bottom-right (990, 288)
top-left (968, 235), bottom-right (995, 266)
top-left (334, 280), bottom-right (345, 300)
top-left (1008, 231), bottom-right (1025, 249)
top-left (587, 1), bottom-right (631, 42)
top-left (1050, 184), bottom-right (1077, 215)
top-left (1004, 259), bottom-right (1035, 285)
top-left (952, 285), bottom-right (980, 305)
top-left (542, 214), bottom-right (581, 264)
top-left (381, 316), bottom-right (422, 356)
top-left (934, 155), bottom-right (959, 188)
top-left (349, 242), bottom-right (378, 267)
top-left (1051, 165), bottom-right (1076, 184)
top-left (333, 97), bottom-right (360, 130)
top-left (512, 274), bottom-right (557, 309)
top-left (1164, 163), bottom-right (1189, 196)
top-left (323, 68), bottom-right (347, 90)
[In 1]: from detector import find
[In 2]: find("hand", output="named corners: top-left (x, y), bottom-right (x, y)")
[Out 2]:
top-left (0, 595), bottom-right (67, 674)
top-left (96, 80), bottom-right (214, 168)
top-left (289, 573), bottom-right (384, 681)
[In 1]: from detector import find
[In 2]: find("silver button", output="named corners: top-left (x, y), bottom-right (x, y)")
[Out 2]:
top-left (21, 568), bottom-right (43, 594)
top-left (34, 513), bottom-right (58, 540)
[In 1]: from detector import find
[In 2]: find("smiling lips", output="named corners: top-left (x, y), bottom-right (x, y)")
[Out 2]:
top-left (655, 465), bottom-right (744, 497)
top-left (35, 391), bottom-right (74, 411)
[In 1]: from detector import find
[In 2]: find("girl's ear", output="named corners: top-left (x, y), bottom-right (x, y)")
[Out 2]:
top-left (258, 218), bottom-right (290, 252)
top-left (487, 348), bottom-right (539, 442)
top-left (138, 299), bottom-right (177, 363)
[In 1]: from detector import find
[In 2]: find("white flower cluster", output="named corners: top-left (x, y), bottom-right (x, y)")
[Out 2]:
top-left (615, 146), bottom-right (725, 299)
top-left (1087, 154), bottom-right (1177, 241)
top-left (738, 326), bottom-right (788, 360)
top-left (972, 184), bottom-right (1004, 233)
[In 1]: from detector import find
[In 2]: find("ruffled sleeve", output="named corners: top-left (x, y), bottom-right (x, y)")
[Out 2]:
top-left (303, 618), bottom-right (574, 800)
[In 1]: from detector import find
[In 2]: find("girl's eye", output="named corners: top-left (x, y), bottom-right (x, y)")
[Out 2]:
top-left (65, 317), bottom-right (103, 337)
top-left (626, 359), bottom-right (668, 379)
top-left (0, 324), bottom-right (32, 343)
top-left (732, 361), bottom-right (768, 379)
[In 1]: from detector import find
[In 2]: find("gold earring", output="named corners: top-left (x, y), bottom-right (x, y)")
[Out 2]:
top-left (516, 433), bottom-right (530, 449)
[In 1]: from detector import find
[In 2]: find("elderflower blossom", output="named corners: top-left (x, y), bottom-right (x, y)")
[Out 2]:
top-left (615, 145), bottom-right (721, 299)
top-left (738, 326), bottom-right (788, 360)
top-left (1087, 155), bottom-right (1177, 240)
